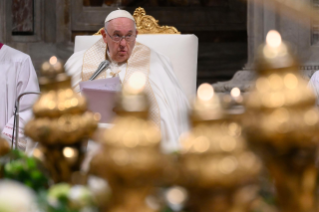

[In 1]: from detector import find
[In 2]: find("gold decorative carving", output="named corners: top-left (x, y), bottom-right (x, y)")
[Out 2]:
top-left (93, 7), bottom-right (180, 35)
top-left (93, 28), bottom-right (104, 35)
top-left (133, 7), bottom-right (180, 34)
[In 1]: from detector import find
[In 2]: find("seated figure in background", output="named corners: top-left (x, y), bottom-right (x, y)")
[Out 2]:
top-left (0, 43), bottom-right (39, 151)
top-left (64, 9), bottom-right (189, 152)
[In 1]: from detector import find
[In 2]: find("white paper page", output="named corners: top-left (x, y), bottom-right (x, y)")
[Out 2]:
top-left (79, 77), bottom-right (121, 91)
top-left (79, 78), bottom-right (121, 123)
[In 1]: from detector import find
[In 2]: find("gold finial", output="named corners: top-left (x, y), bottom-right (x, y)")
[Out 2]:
top-left (191, 83), bottom-right (224, 123)
top-left (38, 56), bottom-right (70, 91)
top-left (255, 30), bottom-right (299, 75)
top-left (40, 56), bottom-right (64, 77)
top-left (114, 72), bottom-right (150, 118)
top-left (123, 71), bottom-right (147, 94)
top-left (31, 56), bottom-right (88, 118)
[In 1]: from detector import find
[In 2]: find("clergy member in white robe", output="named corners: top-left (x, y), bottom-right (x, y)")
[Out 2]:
top-left (64, 10), bottom-right (189, 153)
top-left (0, 43), bottom-right (40, 151)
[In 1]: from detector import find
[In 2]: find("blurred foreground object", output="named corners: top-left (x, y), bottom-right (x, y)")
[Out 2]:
top-left (244, 30), bottom-right (319, 212)
top-left (90, 72), bottom-right (164, 212)
top-left (221, 86), bottom-right (245, 119)
top-left (25, 56), bottom-right (99, 183)
top-left (0, 180), bottom-right (38, 212)
top-left (178, 83), bottom-right (261, 212)
top-left (0, 150), bottom-right (49, 192)
top-left (38, 183), bottom-right (99, 212)
top-left (0, 136), bottom-right (10, 157)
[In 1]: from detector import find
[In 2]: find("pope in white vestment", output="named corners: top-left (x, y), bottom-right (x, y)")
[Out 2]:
top-left (0, 44), bottom-right (40, 150)
top-left (64, 10), bottom-right (190, 152)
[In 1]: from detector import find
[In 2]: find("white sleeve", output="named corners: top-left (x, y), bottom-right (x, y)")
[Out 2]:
top-left (64, 50), bottom-right (86, 93)
top-left (148, 50), bottom-right (190, 153)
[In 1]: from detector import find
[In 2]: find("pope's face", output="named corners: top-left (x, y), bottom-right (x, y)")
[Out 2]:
top-left (102, 18), bottom-right (137, 63)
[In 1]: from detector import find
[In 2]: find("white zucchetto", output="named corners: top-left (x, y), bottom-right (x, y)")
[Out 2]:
top-left (104, 9), bottom-right (135, 23)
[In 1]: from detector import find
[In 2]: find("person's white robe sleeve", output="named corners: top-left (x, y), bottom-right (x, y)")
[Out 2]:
top-left (148, 50), bottom-right (190, 153)
top-left (1, 51), bottom-right (39, 150)
top-left (64, 50), bottom-right (85, 93)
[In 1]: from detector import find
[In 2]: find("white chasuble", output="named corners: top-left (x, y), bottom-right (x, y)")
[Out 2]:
top-left (0, 45), bottom-right (40, 150)
top-left (65, 38), bottom-right (190, 152)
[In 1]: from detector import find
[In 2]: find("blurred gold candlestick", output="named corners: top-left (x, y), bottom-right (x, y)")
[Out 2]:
top-left (178, 84), bottom-right (261, 212)
top-left (244, 31), bottom-right (319, 212)
top-left (0, 137), bottom-right (10, 157)
top-left (90, 73), bottom-right (163, 212)
top-left (24, 56), bottom-right (99, 183)
top-left (0, 136), bottom-right (10, 178)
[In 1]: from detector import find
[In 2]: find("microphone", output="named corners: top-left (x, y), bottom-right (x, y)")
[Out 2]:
top-left (89, 60), bottom-right (110, 81)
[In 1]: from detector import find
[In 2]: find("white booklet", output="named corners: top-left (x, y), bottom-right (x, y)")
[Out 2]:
top-left (79, 77), bottom-right (121, 123)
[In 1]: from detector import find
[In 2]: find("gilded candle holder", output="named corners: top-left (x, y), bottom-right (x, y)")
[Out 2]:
top-left (24, 56), bottom-right (99, 183)
top-left (244, 31), bottom-right (319, 212)
top-left (178, 84), bottom-right (261, 212)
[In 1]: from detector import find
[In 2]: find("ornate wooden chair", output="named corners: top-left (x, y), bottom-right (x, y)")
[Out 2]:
top-left (74, 7), bottom-right (198, 98)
